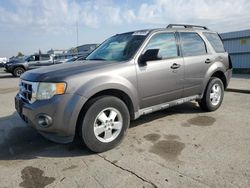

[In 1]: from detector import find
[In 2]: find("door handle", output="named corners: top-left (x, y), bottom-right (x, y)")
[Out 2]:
top-left (205, 59), bottom-right (212, 64)
top-left (171, 63), bottom-right (181, 69)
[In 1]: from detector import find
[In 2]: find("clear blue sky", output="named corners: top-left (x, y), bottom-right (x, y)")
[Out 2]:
top-left (1, 0), bottom-right (250, 57)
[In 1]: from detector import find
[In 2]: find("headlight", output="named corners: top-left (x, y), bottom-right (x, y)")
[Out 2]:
top-left (36, 82), bottom-right (66, 100)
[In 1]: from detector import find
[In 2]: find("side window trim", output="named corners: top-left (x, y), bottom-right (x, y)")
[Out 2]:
top-left (179, 32), bottom-right (208, 57)
top-left (175, 32), bottom-right (182, 57)
top-left (142, 31), bottom-right (180, 60)
top-left (35, 55), bottom-right (40, 61)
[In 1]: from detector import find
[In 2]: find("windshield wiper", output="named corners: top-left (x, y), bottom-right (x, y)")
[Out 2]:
top-left (87, 58), bottom-right (106, 61)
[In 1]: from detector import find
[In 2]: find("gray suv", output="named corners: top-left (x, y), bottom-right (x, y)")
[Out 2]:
top-left (5, 54), bottom-right (54, 77)
top-left (15, 24), bottom-right (232, 152)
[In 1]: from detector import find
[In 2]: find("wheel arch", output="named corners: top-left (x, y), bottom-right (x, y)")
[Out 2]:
top-left (210, 71), bottom-right (227, 89)
top-left (75, 88), bottom-right (136, 139)
top-left (83, 89), bottom-right (135, 118)
top-left (201, 62), bottom-right (228, 97)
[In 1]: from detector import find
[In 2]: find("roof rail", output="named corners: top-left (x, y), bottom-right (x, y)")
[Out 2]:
top-left (167, 24), bottom-right (208, 30)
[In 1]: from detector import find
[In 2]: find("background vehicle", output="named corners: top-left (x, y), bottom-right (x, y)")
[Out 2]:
top-left (75, 44), bottom-right (98, 58)
top-left (15, 24), bottom-right (232, 152)
top-left (53, 54), bottom-right (76, 64)
top-left (54, 44), bottom-right (98, 64)
top-left (5, 54), bottom-right (54, 77)
top-left (64, 56), bottom-right (86, 63)
top-left (0, 57), bottom-right (8, 67)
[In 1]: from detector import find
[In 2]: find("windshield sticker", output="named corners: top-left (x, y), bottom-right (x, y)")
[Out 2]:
top-left (132, 31), bottom-right (149, 36)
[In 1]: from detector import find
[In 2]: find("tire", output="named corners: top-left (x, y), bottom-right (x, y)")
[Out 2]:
top-left (199, 77), bottom-right (224, 112)
top-left (13, 67), bottom-right (25, 77)
top-left (79, 96), bottom-right (130, 152)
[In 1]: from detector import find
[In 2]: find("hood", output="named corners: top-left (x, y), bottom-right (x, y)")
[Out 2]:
top-left (6, 59), bottom-right (24, 65)
top-left (21, 60), bottom-right (118, 82)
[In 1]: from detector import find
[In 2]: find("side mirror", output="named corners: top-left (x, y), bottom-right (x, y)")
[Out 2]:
top-left (138, 49), bottom-right (160, 66)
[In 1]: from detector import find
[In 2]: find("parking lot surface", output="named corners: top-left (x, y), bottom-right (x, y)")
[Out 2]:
top-left (0, 69), bottom-right (250, 188)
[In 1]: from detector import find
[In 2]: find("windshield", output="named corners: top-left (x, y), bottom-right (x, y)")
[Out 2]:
top-left (86, 32), bottom-right (148, 61)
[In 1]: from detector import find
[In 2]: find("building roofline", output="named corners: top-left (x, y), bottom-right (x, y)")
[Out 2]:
top-left (220, 29), bottom-right (250, 40)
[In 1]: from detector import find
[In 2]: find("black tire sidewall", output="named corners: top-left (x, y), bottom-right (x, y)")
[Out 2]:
top-left (204, 77), bottom-right (224, 111)
top-left (81, 96), bottom-right (130, 152)
top-left (13, 67), bottom-right (25, 77)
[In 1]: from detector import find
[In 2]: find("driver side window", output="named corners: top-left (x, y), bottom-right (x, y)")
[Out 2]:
top-left (28, 55), bottom-right (39, 62)
top-left (144, 32), bottom-right (178, 59)
top-left (28, 56), bottom-right (35, 62)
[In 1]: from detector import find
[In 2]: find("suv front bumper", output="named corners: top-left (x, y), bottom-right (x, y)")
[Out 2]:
top-left (15, 93), bottom-right (87, 143)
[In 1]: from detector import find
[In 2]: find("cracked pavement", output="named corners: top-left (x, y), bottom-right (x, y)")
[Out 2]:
top-left (0, 71), bottom-right (250, 187)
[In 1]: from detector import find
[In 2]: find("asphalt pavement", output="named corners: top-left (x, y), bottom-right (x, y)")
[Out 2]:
top-left (0, 69), bottom-right (249, 188)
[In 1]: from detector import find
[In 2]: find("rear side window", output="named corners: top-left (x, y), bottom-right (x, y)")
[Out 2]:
top-left (180, 32), bottom-right (207, 56)
top-left (40, 54), bottom-right (50, 61)
top-left (203, 32), bottom-right (225, 53)
top-left (144, 32), bottom-right (178, 59)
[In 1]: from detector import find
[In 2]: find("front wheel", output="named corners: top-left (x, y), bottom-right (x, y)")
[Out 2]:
top-left (199, 77), bottom-right (224, 112)
top-left (79, 96), bottom-right (130, 152)
top-left (13, 67), bottom-right (25, 77)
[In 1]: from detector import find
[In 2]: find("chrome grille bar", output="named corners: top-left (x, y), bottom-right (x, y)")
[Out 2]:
top-left (19, 80), bottom-right (38, 103)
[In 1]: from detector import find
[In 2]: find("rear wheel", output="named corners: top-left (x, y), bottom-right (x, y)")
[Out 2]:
top-left (13, 67), bottom-right (25, 77)
top-left (79, 96), bottom-right (130, 152)
top-left (199, 77), bottom-right (224, 112)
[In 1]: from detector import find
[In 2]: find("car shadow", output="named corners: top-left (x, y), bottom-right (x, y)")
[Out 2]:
top-left (0, 71), bottom-right (15, 78)
top-left (0, 112), bottom-right (93, 161)
top-left (0, 75), bottom-right (15, 79)
top-left (0, 69), bottom-right (14, 78)
top-left (0, 102), bottom-right (203, 161)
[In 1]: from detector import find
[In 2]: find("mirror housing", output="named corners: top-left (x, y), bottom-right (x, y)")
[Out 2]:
top-left (138, 49), bottom-right (160, 65)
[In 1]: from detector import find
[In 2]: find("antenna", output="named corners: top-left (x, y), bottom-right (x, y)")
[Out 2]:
top-left (76, 21), bottom-right (79, 51)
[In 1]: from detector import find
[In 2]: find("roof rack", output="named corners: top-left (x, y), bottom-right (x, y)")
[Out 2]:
top-left (167, 24), bottom-right (208, 30)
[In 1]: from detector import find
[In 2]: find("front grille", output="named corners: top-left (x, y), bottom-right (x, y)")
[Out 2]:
top-left (19, 80), bottom-right (33, 103)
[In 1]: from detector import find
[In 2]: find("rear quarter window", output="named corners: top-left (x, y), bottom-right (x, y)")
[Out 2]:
top-left (40, 55), bottom-right (50, 61)
top-left (203, 32), bottom-right (225, 53)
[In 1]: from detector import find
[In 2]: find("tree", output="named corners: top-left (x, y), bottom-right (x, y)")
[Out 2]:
top-left (17, 52), bottom-right (24, 57)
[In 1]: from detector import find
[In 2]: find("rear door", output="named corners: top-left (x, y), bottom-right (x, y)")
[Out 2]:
top-left (203, 32), bottom-right (229, 68)
top-left (39, 54), bottom-right (53, 66)
top-left (179, 32), bottom-right (214, 97)
top-left (136, 32), bottom-right (184, 108)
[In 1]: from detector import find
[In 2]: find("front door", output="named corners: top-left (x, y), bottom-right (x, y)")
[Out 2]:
top-left (136, 32), bottom-right (184, 108)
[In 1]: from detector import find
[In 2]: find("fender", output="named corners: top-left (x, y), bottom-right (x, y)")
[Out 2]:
top-left (74, 75), bottom-right (140, 113)
top-left (201, 61), bottom-right (227, 97)
top-left (6, 63), bottom-right (27, 72)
